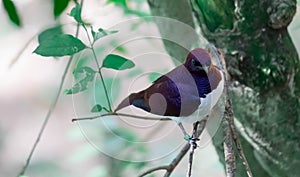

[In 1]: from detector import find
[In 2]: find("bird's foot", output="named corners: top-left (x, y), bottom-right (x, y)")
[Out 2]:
top-left (184, 135), bottom-right (199, 149)
top-left (178, 122), bottom-right (200, 148)
top-left (188, 137), bottom-right (200, 149)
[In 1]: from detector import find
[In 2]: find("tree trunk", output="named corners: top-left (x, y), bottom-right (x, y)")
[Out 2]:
top-left (148, 0), bottom-right (300, 176)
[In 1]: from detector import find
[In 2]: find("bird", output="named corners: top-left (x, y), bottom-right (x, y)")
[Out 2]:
top-left (115, 48), bottom-right (224, 140)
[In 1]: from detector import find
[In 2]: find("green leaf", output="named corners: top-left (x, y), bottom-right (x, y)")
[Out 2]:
top-left (108, 0), bottom-right (127, 8)
top-left (34, 34), bottom-right (87, 57)
top-left (65, 67), bottom-right (96, 94)
top-left (2, 0), bottom-right (21, 26)
top-left (38, 25), bottom-right (63, 44)
top-left (91, 28), bottom-right (118, 43)
top-left (53, 0), bottom-right (70, 18)
top-left (108, 0), bottom-right (149, 17)
top-left (110, 40), bottom-right (127, 54)
top-left (73, 57), bottom-right (89, 79)
top-left (69, 1), bottom-right (82, 23)
top-left (91, 104), bottom-right (103, 112)
top-left (115, 45), bottom-right (126, 53)
top-left (102, 54), bottom-right (135, 70)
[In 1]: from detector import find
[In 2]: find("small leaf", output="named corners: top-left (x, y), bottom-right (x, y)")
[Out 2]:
top-left (34, 34), bottom-right (87, 57)
top-left (115, 45), bottom-right (126, 53)
top-left (108, 0), bottom-right (127, 8)
top-left (2, 0), bottom-right (21, 26)
top-left (110, 40), bottom-right (126, 54)
top-left (91, 104), bottom-right (103, 112)
top-left (91, 28), bottom-right (118, 42)
top-left (54, 0), bottom-right (70, 18)
top-left (74, 66), bottom-right (96, 74)
top-left (38, 25), bottom-right (63, 44)
top-left (65, 67), bottom-right (96, 94)
top-left (69, 1), bottom-right (82, 23)
top-left (102, 54), bottom-right (135, 70)
top-left (73, 57), bottom-right (90, 79)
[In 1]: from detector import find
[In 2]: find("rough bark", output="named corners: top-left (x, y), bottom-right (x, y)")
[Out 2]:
top-left (148, 0), bottom-right (300, 176)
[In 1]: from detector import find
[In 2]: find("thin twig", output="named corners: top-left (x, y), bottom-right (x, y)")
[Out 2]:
top-left (187, 145), bottom-right (196, 177)
top-left (187, 121), bottom-right (201, 177)
top-left (9, 34), bottom-right (36, 68)
top-left (138, 118), bottom-right (207, 177)
top-left (72, 112), bottom-right (171, 122)
top-left (138, 166), bottom-right (170, 177)
top-left (163, 143), bottom-right (190, 177)
top-left (17, 23), bottom-right (81, 176)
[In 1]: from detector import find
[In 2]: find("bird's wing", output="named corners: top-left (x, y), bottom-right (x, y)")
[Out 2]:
top-left (114, 74), bottom-right (175, 113)
top-left (114, 75), bottom-right (176, 113)
top-left (116, 65), bottom-right (201, 116)
top-left (141, 72), bottom-right (201, 117)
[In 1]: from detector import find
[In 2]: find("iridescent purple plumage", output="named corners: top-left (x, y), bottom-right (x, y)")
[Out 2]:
top-left (115, 48), bottom-right (223, 122)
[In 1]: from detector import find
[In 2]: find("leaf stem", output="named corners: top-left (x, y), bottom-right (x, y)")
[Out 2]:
top-left (82, 24), bottom-right (113, 112)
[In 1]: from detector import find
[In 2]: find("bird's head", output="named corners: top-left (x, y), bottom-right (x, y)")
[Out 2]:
top-left (184, 48), bottom-right (212, 74)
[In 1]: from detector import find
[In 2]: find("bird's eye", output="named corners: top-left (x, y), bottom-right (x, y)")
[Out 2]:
top-left (191, 59), bottom-right (202, 67)
top-left (192, 59), bottom-right (195, 64)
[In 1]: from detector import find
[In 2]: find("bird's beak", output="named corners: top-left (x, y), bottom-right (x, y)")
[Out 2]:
top-left (203, 65), bottom-right (209, 73)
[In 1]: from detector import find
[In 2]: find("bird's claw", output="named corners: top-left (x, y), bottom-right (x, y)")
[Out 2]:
top-left (184, 135), bottom-right (199, 149)
top-left (189, 137), bottom-right (199, 149)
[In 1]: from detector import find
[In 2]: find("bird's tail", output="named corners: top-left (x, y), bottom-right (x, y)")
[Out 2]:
top-left (114, 92), bottom-right (144, 112)
top-left (115, 96), bottom-right (131, 112)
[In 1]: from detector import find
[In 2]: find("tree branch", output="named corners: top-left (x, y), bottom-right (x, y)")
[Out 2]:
top-left (230, 114), bottom-right (253, 177)
top-left (138, 166), bottom-right (170, 177)
top-left (138, 118), bottom-right (208, 177)
top-left (72, 112), bottom-right (171, 122)
top-left (221, 51), bottom-right (253, 177)
top-left (217, 46), bottom-right (237, 177)
top-left (187, 121), bottom-right (201, 177)
top-left (223, 101), bottom-right (236, 177)
top-left (208, 44), bottom-right (253, 177)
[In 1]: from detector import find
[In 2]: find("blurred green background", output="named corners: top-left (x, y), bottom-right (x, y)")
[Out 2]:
top-left (0, 1), bottom-right (299, 177)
